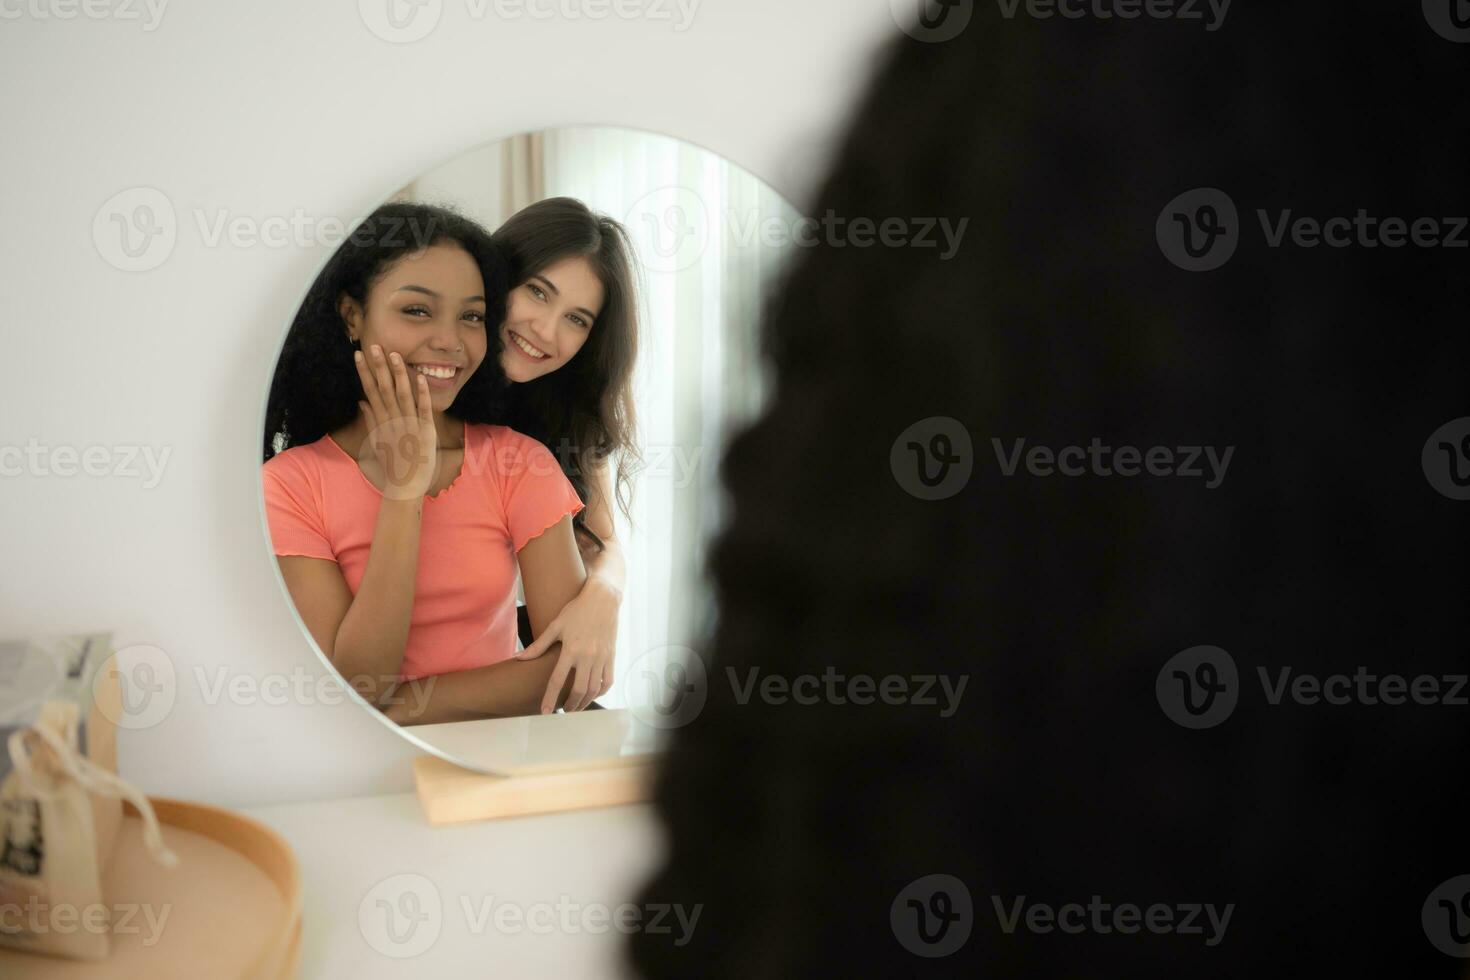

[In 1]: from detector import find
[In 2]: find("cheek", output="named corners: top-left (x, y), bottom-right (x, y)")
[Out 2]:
top-left (360, 316), bottom-right (409, 354)
top-left (467, 329), bottom-right (489, 364)
top-left (504, 295), bottom-right (530, 324)
top-left (561, 326), bottom-right (591, 361)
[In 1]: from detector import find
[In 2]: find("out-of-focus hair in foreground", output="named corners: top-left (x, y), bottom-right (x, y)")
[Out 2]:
top-left (630, 4), bottom-right (1470, 977)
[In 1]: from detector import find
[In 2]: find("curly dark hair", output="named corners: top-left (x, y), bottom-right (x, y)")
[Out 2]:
top-left (492, 197), bottom-right (642, 549)
top-left (263, 202), bottom-right (509, 461)
top-left (629, 5), bottom-right (1470, 978)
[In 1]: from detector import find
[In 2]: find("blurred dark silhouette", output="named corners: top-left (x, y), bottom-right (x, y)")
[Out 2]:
top-left (629, 3), bottom-right (1470, 976)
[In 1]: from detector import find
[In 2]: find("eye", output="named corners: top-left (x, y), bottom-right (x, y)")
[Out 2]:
top-left (403, 304), bottom-right (431, 318)
top-left (527, 284), bottom-right (547, 301)
top-left (567, 313), bottom-right (589, 329)
top-left (462, 310), bottom-right (486, 325)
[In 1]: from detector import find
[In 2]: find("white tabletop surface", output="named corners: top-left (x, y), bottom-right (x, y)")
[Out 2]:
top-left (406, 708), bottom-right (663, 776)
top-left (242, 790), bottom-right (664, 979)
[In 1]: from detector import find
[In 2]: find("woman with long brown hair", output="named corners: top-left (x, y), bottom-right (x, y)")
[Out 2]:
top-left (491, 197), bottom-right (643, 713)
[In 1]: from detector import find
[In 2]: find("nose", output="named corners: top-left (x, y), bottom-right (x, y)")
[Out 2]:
top-left (428, 315), bottom-right (463, 356)
top-left (518, 308), bottom-right (556, 350)
top-left (523, 315), bottom-right (555, 354)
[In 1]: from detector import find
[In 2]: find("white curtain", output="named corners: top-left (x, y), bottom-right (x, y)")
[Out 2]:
top-left (408, 126), bottom-right (798, 711)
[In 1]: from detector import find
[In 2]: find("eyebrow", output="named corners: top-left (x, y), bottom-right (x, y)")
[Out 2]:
top-left (395, 284), bottom-right (486, 304)
top-left (530, 274), bottom-right (598, 323)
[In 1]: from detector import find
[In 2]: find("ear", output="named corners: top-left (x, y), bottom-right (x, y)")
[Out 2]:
top-left (338, 293), bottom-right (363, 343)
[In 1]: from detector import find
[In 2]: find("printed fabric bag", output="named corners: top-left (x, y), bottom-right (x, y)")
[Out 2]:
top-left (0, 700), bottom-right (178, 961)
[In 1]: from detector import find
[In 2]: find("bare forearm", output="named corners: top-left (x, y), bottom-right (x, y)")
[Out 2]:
top-left (384, 653), bottom-right (574, 726)
top-left (333, 497), bottom-right (422, 701)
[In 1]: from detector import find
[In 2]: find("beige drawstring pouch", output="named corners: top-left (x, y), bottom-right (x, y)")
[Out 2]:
top-left (0, 700), bottom-right (178, 961)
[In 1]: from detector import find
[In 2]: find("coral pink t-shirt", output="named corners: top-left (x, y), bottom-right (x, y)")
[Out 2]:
top-left (261, 421), bottom-right (584, 681)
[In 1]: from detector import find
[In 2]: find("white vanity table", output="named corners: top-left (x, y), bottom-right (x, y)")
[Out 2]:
top-left (242, 790), bottom-right (663, 979)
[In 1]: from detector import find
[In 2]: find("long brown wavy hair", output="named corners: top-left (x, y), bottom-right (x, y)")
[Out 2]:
top-left (492, 197), bottom-right (641, 549)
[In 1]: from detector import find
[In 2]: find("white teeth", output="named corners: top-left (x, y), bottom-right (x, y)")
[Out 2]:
top-left (414, 364), bottom-right (456, 379)
top-left (512, 333), bottom-right (548, 359)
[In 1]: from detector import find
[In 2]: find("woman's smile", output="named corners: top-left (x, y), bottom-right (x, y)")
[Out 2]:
top-left (408, 360), bottom-right (464, 389)
top-left (507, 330), bottom-right (552, 361)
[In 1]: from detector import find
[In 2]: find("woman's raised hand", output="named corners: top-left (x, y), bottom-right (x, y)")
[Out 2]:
top-left (354, 344), bottom-right (438, 500)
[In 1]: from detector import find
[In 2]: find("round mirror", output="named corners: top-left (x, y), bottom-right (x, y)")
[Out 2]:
top-left (259, 125), bottom-right (800, 774)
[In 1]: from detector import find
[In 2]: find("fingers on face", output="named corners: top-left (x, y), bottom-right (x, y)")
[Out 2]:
top-left (370, 346), bottom-right (396, 407)
top-left (389, 352), bottom-right (417, 417)
top-left (355, 350), bottom-right (387, 421)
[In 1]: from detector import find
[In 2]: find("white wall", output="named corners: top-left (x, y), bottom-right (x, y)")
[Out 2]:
top-left (0, 0), bottom-right (898, 808)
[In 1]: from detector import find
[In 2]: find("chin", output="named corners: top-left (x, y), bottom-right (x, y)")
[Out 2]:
top-left (500, 358), bottom-right (535, 384)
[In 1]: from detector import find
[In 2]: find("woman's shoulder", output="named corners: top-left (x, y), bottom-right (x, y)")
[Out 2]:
top-left (262, 435), bottom-right (346, 484)
top-left (466, 423), bottom-right (555, 457)
top-left (464, 423), bottom-right (563, 482)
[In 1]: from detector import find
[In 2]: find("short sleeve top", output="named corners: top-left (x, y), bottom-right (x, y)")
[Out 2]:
top-left (262, 422), bottom-right (584, 681)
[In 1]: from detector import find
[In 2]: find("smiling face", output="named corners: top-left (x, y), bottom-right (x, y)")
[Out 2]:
top-left (500, 254), bottom-right (605, 383)
top-left (339, 243), bottom-right (490, 412)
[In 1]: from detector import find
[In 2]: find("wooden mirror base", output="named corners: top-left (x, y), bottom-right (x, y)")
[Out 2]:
top-left (412, 755), bottom-right (656, 825)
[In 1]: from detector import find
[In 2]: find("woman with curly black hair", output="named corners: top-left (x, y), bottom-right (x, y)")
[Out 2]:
top-left (262, 203), bottom-right (588, 722)
top-left (628, 4), bottom-right (1470, 977)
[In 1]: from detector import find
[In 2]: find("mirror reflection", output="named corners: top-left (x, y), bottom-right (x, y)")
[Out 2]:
top-left (261, 126), bottom-right (798, 771)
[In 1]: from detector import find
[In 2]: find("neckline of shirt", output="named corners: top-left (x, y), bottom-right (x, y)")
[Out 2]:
top-left (323, 418), bottom-right (472, 504)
